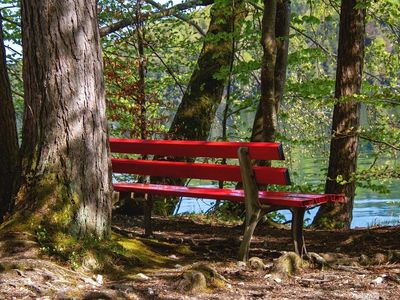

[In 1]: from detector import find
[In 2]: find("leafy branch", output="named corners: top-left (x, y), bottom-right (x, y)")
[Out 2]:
top-left (100, 0), bottom-right (213, 37)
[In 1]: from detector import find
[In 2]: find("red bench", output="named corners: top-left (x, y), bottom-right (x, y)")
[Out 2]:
top-left (110, 138), bottom-right (344, 261)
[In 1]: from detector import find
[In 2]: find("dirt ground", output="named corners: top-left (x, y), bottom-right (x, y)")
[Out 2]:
top-left (1, 214), bottom-right (399, 299)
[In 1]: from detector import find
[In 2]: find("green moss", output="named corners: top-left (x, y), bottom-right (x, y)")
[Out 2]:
top-left (138, 237), bottom-right (193, 256)
top-left (115, 236), bottom-right (169, 265)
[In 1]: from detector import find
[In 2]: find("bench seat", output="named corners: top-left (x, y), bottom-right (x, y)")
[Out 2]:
top-left (113, 183), bottom-right (342, 208)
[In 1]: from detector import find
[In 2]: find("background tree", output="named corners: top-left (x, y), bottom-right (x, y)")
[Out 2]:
top-left (312, 0), bottom-right (366, 229)
top-left (168, 0), bottom-right (245, 140)
top-left (251, 0), bottom-right (290, 143)
top-left (0, 10), bottom-right (19, 222)
top-left (6, 0), bottom-right (112, 240)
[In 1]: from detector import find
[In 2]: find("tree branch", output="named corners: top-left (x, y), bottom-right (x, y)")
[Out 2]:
top-left (144, 0), bottom-right (206, 36)
top-left (146, 41), bottom-right (186, 95)
top-left (290, 26), bottom-right (399, 93)
top-left (5, 44), bottom-right (21, 56)
top-left (100, 0), bottom-right (213, 37)
top-left (360, 135), bottom-right (400, 151)
top-left (290, 25), bottom-right (334, 57)
top-left (0, 15), bottom-right (20, 27)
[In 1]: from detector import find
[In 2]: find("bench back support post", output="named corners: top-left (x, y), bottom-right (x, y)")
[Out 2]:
top-left (237, 147), bottom-right (263, 261)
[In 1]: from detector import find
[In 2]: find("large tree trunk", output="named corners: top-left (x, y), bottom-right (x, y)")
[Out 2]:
top-left (0, 12), bottom-right (19, 222)
top-left (251, 0), bottom-right (289, 143)
top-left (9, 0), bottom-right (112, 239)
top-left (313, 0), bottom-right (365, 230)
top-left (168, 0), bottom-right (245, 140)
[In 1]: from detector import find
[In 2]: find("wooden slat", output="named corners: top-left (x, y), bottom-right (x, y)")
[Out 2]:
top-left (112, 158), bottom-right (290, 185)
top-left (112, 183), bottom-right (338, 207)
top-left (110, 138), bottom-right (284, 160)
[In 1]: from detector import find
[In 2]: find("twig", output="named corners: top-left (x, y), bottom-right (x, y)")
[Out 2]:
top-left (11, 90), bottom-right (24, 98)
top-left (290, 25), bottom-right (334, 57)
top-left (360, 135), bottom-right (400, 151)
top-left (146, 41), bottom-right (185, 95)
top-left (0, 15), bottom-right (20, 27)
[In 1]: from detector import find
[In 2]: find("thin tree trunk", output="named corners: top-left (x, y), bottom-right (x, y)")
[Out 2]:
top-left (216, 0), bottom-right (238, 211)
top-left (251, 0), bottom-right (289, 143)
top-left (168, 0), bottom-right (245, 140)
top-left (136, 0), bottom-right (147, 140)
top-left (12, 0), bottom-right (112, 239)
top-left (117, 0), bottom-right (149, 216)
top-left (0, 12), bottom-right (19, 222)
top-left (260, 0), bottom-right (277, 143)
top-left (313, 0), bottom-right (365, 230)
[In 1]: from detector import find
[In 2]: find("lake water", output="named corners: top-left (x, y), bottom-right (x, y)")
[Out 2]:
top-left (174, 197), bottom-right (400, 228)
top-left (174, 152), bottom-right (400, 228)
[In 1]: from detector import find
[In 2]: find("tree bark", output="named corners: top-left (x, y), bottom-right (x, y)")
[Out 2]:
top-left (168, 0), bottom-right (245, 140)
top-left (136, 0), bottom-right (147, 140)
top-left (251, 0), bottom-right (289, 143)
top-left (12, 0), bottom-right (112, 239)
top-left (312, 0), bottom-right (365, 230)
top-left (0, 12), bottom-right (19, 222)
top-left (260, 0), bottom-right (277, 143)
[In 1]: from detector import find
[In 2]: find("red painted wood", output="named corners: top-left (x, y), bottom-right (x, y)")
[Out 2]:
top-left (110, 138), bottom-right (284, 160)
top-left (113, 183), bottom-right (339, 207)
top-left (112, 158), bottom-right (290, 186)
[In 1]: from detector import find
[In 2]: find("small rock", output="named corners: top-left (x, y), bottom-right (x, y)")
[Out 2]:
top-left (237, 261), bottom-right (246, 268)
top-left (169, 254), bottom-right (179, 260)
top-left (237, 281), bottom-right (245, 286)
top-left (274, 277), bottom-right (282, 283)
top-left (174, 264), bottom-right (183, 269)
top-left (133, 273), bottom-right (150, 280)
top-left (226, 283), bottom-right (232, 289)
top-left (82, 277), bottom-right (100, 286)
top-left (148, 287), bottom-right (155, 295)
top-left (264, 262), bottom-right (274, 269)
top-left (264, 274), bottom-right (272, 279)
top-left (95, 274), bottom-right (103, 285)
top-left (371, 277), bottom-right (384, 284)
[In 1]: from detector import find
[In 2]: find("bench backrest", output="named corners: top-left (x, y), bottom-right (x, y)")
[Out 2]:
top-left (110, 138), bottom-right (291, 186)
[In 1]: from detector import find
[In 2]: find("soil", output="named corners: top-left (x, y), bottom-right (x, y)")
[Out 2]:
top-left (1, 214), bottom-right (399, 299)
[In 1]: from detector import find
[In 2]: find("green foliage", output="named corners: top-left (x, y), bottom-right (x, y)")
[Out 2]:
top-left (1, 0), bottom-right (398, 221)
top-left (1, 0), bottom-right (23, 134)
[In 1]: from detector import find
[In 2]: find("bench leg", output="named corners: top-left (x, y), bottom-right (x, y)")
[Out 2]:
top-left (238, 207), bottom-right (264, 262)
top-left (143, 195), bottom-right (153, 237)
top-left (291, 207), bottom-right (307, 257)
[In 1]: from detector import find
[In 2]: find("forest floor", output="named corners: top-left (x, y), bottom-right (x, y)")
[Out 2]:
top-left (0, 213), bottom-right (399, 299)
